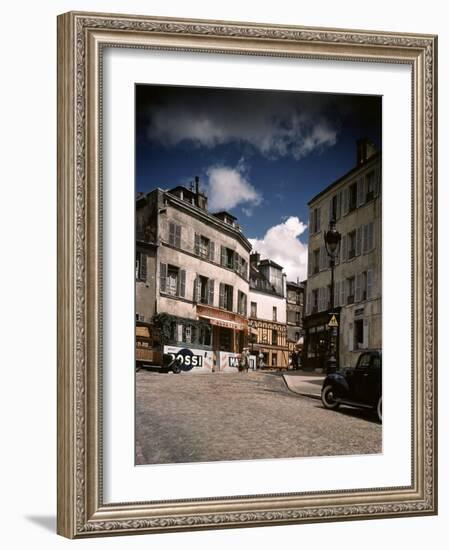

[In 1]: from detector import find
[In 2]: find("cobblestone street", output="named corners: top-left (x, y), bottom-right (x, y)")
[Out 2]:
top-left (136, 371), bottom-right (382, 465)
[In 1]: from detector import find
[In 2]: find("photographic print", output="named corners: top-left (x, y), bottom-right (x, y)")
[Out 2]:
top-left (57, 12), bottom-right (437, 537)
top-left (135, 85), bottom-right (382, 465)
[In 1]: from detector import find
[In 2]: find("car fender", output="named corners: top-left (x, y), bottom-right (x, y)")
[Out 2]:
top-left (322, 373), bottom-right (350, 398)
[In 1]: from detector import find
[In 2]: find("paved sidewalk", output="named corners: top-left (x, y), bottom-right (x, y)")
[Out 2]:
top-left (282, 371), bottom-right (325, 399)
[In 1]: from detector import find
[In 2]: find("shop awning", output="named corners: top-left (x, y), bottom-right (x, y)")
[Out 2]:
top-left (199, 314), bottom-right (247, 331)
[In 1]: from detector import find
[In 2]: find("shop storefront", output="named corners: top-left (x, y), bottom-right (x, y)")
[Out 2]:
top-left (302, 309), bottom-right (340, 371)
top-left (196, 304), bottom-right (248, 372)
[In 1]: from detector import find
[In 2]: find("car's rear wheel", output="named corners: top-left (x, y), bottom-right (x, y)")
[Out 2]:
top-left (321, 385), bottom-right (340, 410)
top-left (377, 397), bottom-right (382, 422)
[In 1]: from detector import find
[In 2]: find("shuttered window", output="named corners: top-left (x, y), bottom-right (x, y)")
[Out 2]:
top-left (178, 269), bottom-right (186, 298)
top-left (367, 269), bottom-right (374, 299)
top-left (357, 177), bottom-right (366, 207)
top-left (355, 273), bottom-right (362, 302)
top-left (194, 233), bottom-right (200, 255)
top-left (335, 280), bottom-right (341, 307)
top-left (208, 279), bottom-right (215, 306)
top-left (238, 291), bottom-right (247, 316)
top-left (168, 222), bottom-right (181, 248)
top-left (363, 319), bottom-right (369, 349)
top-left (159, 262), bottom-right (167, 293)
top-left (341, 234), bottom-right (347, 262)
top-left (356, 226), bottom-right (362, 256)
top-left (348, 323), bottom-right (354, 352)
top-left (309, 207), bottom-right (321, 233)
top-left (160, 263), bottom-right (185, 298)
top-left (339, 280), bottom-right (346, 306)
top-left (136, 252), bottom-right (147, 281)
top-left (342, 187), bottom-right (350, 216)
top-left (319, 246), bottom-right (326, 271)
top-left (362, 222), bottom-right (375, 253)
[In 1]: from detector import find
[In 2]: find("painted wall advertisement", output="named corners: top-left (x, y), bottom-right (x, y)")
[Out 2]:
top-left (218, 351), bottom-right (240, 372)
top-left (163, 346), bottom-right (214, 373)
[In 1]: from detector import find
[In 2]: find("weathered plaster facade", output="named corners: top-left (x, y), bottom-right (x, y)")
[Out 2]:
top-left (304, 142), bottom-right (382, 369)
top-left (136, 185), bottom-right (252, 372)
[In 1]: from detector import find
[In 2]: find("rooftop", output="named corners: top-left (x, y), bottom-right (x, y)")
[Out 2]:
top-left (308, 147), bottom-right (381, 206)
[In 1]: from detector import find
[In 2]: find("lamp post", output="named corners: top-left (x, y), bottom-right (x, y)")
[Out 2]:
top-left (324, 217), bottom-right (341, 373)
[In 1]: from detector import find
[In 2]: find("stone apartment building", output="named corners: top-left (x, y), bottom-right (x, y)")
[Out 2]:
top-left (248, 254), bottom-right (289, 368)
top-left (303, 139), bottom-right (382, 370)
top-left (136, 178), bottom-right (251, 372)
top-left (286, 280), bottom-right (304, 354)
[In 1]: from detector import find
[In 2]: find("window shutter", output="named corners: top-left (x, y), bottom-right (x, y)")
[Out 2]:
top-left (355, 226), bottom-right (362, 256)
top-left (340, 279), bottom-right (345, 307)
top-left (209, 241), bottom-right (215, 262)
top-left (175, 224), bottom-right (181, 248)
top-left (363, 224), bottom-right (369, 254)
top-left (243, 293), bottom-right (247, 316)
top-left (316, 208), bottom-right (321, 232)
top-left (307, 247), bottom-right (311, 277)
top-left (179, 269), bottom-right (186, 298)
top-left (320, 246), bottom-right (326, 271)
top-left (229, 287), bottom-right (234, 312)
top-left (235, 252), bottom-right (241, 274)
top-left (336, 191), bottom-right (342, 219)
top-left (168, 222), bottom-right (175, 245)
top-left (355, 273), bottom-right (362, 302)
top-left (309, 209), bottom-right (314, 233)
top-left (194, 233), bottom-right (200, 255)
top-left (341, 234), bottom-right (347, 262)
top-left (221, 246), bottom-right (226, 266)
top-left (305, 292), bottom-right (310, 316)
top-left (219, 283), bottom-right (225, 308)
top-left (357, 177), bottom-right (365, 207)
top-left (333, 281), bottom-right (339, 308)
top-left (342, 188), bottom-right (349, 215)
top-left (159, 263), bottom-right (167, 293)
top-left (193, 276), bottom-right (198, 302)
top-left (374, 166), bottom-right (381, 196)
top-left (142, 254), bottom-right (147, 281)
top-left (369, 222), bottom-right (375, 251)
top-left (328, 199), bottom-right (333, 223)
top-left (363, 319), bottom-right (369, 349)
top-left (367, 269), bottom-right (373, 299)
top-left (208, 279), bottom-right (215, 306)
top-left (348, 323), bottom-right (354, 351)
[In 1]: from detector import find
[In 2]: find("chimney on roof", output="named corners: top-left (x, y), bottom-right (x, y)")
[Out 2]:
top-left (250, 252), bottom-right (260, 266)
top-left (194, 175), bottom-right (208, 211)
top-left (357, 138), bottom-right (377, 165)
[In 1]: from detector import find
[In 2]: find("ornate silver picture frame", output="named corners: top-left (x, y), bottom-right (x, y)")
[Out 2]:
top-left (57, 11), bottom-right (437, 538)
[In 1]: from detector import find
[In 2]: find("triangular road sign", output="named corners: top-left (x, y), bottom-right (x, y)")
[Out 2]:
top-left (328, 314), bottom-right (339, 327)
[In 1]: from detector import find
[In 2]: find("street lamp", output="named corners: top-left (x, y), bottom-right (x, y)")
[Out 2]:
top-left (324, 217), bottom-right (341, 373)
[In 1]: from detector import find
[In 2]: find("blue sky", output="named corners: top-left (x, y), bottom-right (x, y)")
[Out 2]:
top-left (136, 85), bottom-right (381, 280)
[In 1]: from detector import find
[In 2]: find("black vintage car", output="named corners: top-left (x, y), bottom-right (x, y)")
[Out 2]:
top-left (321, 350), bottom-right (382, 422)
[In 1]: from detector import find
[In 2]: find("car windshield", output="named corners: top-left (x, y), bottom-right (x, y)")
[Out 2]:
top-left (357, 354), bottom-right (371, 368)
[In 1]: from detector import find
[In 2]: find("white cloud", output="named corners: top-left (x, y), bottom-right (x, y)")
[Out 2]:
top-left (146, 96), bottom-right (337, 160)
top-left (205, 164), bottom-right (262, 212)
top-left (249, 217), bottom-right (308, 281)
